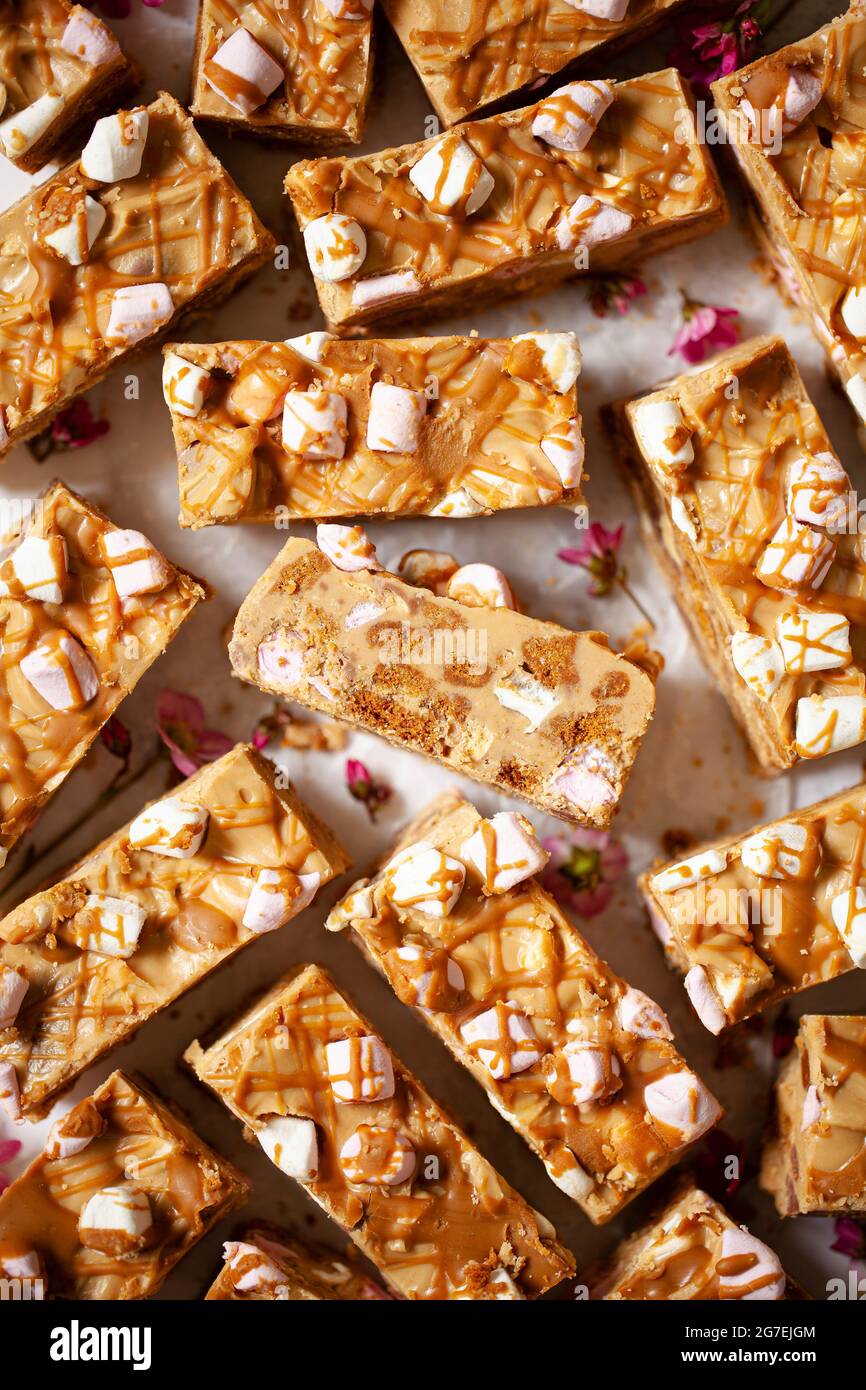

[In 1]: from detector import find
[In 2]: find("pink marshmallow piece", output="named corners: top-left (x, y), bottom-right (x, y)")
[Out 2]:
top-left (717, 1227), bottom-right (786, 1301)
top-left (20, 631), bottom-right (99, 711)
top-left (205, 28), bottom-right (285, 116)
top-left (61, 9), bottom-right (121, 67)
top-left (106, 282), bottom-right (173, 346)
top-left (783, 68), bottom-right (823, 129)
top-left (257, 631), bottom-right (307, 689)
top-left (0, 964), bottom-right (27, 1031)
top-left (616, 985), bottom-right (673, 1041)
top-left (0, 1060), bottom-right (21, 1121)
top-left (352, 269), bottom-right (422, 309)
top-left (684, 965), bottom-right (727, 1035)
top-left (101, 529), bottom-right (171, 600)
top-left (644, 1070), bottom-right (721, 1144)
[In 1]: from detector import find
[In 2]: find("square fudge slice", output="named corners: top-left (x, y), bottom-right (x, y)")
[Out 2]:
top-left (284, 68), bottom-right (727, 331)
top-left (382, 0), bottom-right (692, 126)
top-left (609, 335), bottom-right (866, 773)
top-left (639, 783), bottom-right (866, 1036)
top-left (0, 742), bottom-right (350, 1122)
top-left (0, 481), bottom-right (206, 871)
top-left (190, 0), bottom-right (373, 146)
top-left (228, 527), bottom-right (656, 829)
top-left (761, 1013), bottom-right (866, 1216)
top-left (165, 330), bottom-right (584, 528)
top-left (185, 963), bottom-right (576, 1300)
top-left (327, 791), bottom-right (723, 1226)
top-left (712, 6), bottom-right (866, 432)
top-left (0, 90), bottom-right (274, 458)
top-left (0, 0), bottom-right (135, 172)
top-left (588, 1180), bottom-right (797, 1299)
top-left (0, 1069), bottom-right (248, 1299)
top-left (206, 1222), bottom-right (388, 1300)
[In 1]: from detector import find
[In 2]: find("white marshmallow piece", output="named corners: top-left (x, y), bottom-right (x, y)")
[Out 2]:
top-left (429, 487), bottom-right (485, 518)
top-left (632, 399), bottom-right (694, 474)
top-left (830, 885), bottom-right (866, 967)
top-left (787, 452), bottom-right (851, 529)
top-left (73, 893), bottom-right (147, 958)
top-left (43, 194), bottom-right (106, 266)
top-left (257, 631), bottom-right (306, 689)
top-left (128, 796), bottom-right (208, 858)
top-left (223, 1242), bottom-right (286, 1294)
top-left (282, 390), bottom-right (347, 459)
top-left (494, 667), bottom-right (560, 732)
top-left (409, 136), bottom-right (495, 216)
top-left (162, 352), bottom-right (211, 418)
top-left (556, 194), bottom-right (634, 251)
top-left (845, 373), bottom-right (866, 423)
top-left (4, 535), bottom-right (68, 604)
top-left (551, 745), bottom-right (618, 816)
top-left (326, 883), bottom-right (376, 932)
top-left (509, 331), bottom-right (581, 394)
top-left (684, 965), bottom-right (727, 1034)
top-left (319, 0), bottom-right (373, 17)
top-left (644, 1070), bottom-right (721, 1143)
top-left (205, 28), bottom-right (284, 115)
top-left (78, 1185), bottom-right (153, 1248)
top-left (339, 1125), bottom-right (416, 1186)
top-left (303, 214), bottom-right (367, 283)
top-left (394, 945), bottom-right (465, 1008)
top-left (730, 632), bottom-right (785, 702)
top-left (547, 1041), bottom-right (621, 1106)
top-left (531, 79), bottom-right (615, 152)
top-left (0, 1248), bottom-right (43, 1287)
top-left (545, 1154), bottom-right (595, 1202)
top-left (541, 417), bottom-right (585, 487)
top-left (46, 1114), bottom-right (100, 1161)
top-left (106, 282), bottom-right (173, 346)
top-left (782, 68), bottom-right (823, 132)
top-left (841, 286), bottom-right (866, 341)
top-left (100, 528), bottom-right (171, 600)
top-left (366, 382), bottom-right (427, 453)
top-left (325, 1035), bottom-right (395, 1103)
top-left (0, 93), bottom-right (64, 159)
top-left (81, 109), bottom-right (149, 181)
top-left (461, 811), bottom-right (548, 893)
top-left (616, 986), bottom-right (673, 1041)
top-left (445, 563), bottom-right (515, 610)
top-left (740, 821), bottom-right (816, 880)
top-left (459, 1001), bottom-right (544, 1080)
top-left (351, 268), bottom-right (422, 308)
top-left (652, 848), bottom-right (728, 893)
top-left (0, 1061), bottom-right (20, 1120)
top-left (777, 606), bottom-right (850, 673)
top-left (387, 843), bottom-right (466, 918)
top-left (564, 0), bottom-right (630, 19)
top-left (802, 1084), bottom-right (823, 1131)
top-left (20, 631), bottom-right (98, 710)
top-left (345, 600), bottom-right (385, 629)
top-left (316, 522), bottom-right (380, 572)
top-left (795, 693), bottom-right (866, 758)
top-left (717, 1227), bottom-right (786, 1301)
top-left (258, 1115), bottom-right (319, 1180)
top-left (242, 868), bottom-right (319, 934)
top-left (0, 965), bottom-right (27, 1031)
top-left (61, 10), bottom-right (121, 66)
top-left (757, 516), bottom-right (835, 591)
top-left (285, 331), bottom-right (333, 363)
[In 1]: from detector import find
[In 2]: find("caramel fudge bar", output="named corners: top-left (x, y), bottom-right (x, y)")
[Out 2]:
top-left (0, 481), bottom-right (206, 872)
top-left (185, 963), bottom-right (575, 1300)
top-left (284, 69), bottom-right (726, 331)
top-left (327, 791), bottom-right (722, 1226)
top-left (589, 1181), bottom-right (795, 1300)
top-left (639, 783), bottom-right (866, 1036)
top-left (382, 0), bottom-right (691, 126)
top-left (190, 0), bottom-right (373, 145)
top-left (229, 527), bottom-right (656, 829)
top-left (712, 5), bottom-right (866, 431)
top-left (165, 331), bottom-right (584, 528)
top-left (0, 91), bottom-right (273, 458)
top-left (610, 336), bottom-right (866, 773)
top-left (0, 742), bottom-right (349, 1121)
top-left (206, 1222), bottom-right (388, 1300)
top-left (0, 0), bottom-right (134, 171)
top-left (761, 1014), bottom-right (866, 1216)
top-left (0, 1070), bottom-right (248, 1299)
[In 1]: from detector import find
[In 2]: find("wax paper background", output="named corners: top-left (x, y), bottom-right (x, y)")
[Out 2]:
top-left (0, 0), bottom-right (862, 1301)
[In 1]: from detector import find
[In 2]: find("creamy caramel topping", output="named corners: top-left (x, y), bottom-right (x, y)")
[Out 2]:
top-left (206, 1222), bottom-right (387, 1300)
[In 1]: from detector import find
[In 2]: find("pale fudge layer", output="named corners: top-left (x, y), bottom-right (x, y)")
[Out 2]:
top-left (761, 1014), bottom-right (866, 1216)
top-left (639, 783), bottom-right (866, 1034)
top-left (284, 68), bottom-right (727, 330)
top-left (0, 481), bottom-right (206, 870)
top-left (0, 0), bottom-right (134, 171)
top-left (229, 535), bottom-right (656, 828)
top-left (0, 90), bottom-right (273, 456)
top-left (166, 332), bottom-right (584, 527)
top-left (712, 6), bottom-right (866, 431)
top-left (0, 1070), bottom-right (248, 1299)
top-left (382, 0), bottom-right (691, 126)
top-left (0, 743), bottom-right (349, 1121)
top-left (205, 1222), bottom-right (387, 1300)
top-left (190, 0), bottom-right (373, 145)
top-left (185, 963), bottom-right (575, 1300)
top-left (328, 791), bottom-right (723, 1226)
top-left (612, 335), bottom-right (866, 773)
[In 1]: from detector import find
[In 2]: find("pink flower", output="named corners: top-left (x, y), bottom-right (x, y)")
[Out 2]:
top-left (155, 691), bottom-right (233, 777)
top-left (831, 1217), bottom-right (866, 1262)
top-left (0, 1137), bottom-right (21, 1195)
top-left (559, 522), bottom-right (624, 599)
top-left (669, 0), bottom-right (767, 90)
top-left (669, 298), bottom-right (740, 365)
top-left (588, 273), bottom-right (647, 318)
top-left (28, 400), bottom-right (110, 462)
top-left (542, 828), bottom-right (627, 917)
top-left (100, 715), bottom-right (132, 767)
top-left (345, 758), bottom-right (391, 821)
top-left (85, 0), bottom-right (165, 15)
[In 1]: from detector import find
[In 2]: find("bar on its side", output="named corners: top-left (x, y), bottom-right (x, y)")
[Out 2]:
top-left (205, 1222), bottom-right (389, 1300)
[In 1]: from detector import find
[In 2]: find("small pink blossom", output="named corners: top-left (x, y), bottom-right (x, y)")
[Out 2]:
top-left (588, 273), bottom-right (647, 318)
top-left (559, 522), bottom-right (624, 599)
top-left (28, 400), bottom-right (110, 461)
top-left (831, 1216), bottom-right (866, 1262)
top-left (669, 298), bottom-right (740, 365)
top-left (345, 758), bottom-right (391, 821)
top-left (542, 828), bottom-right (627, 917)
top-left (669, 0), bottom-right (768, 91)
top-left (155, 691), bottom-right (233, 777)
top-left (100, 715), bottom-right (132, 767)
top-left (0, 1137), bottom-right (21, 1195)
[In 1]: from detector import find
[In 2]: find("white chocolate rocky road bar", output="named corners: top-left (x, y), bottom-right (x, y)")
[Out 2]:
top-left (185, 963), bottom-right (575, 1300)
top-left (761, 1014), bottom-right (866, 1217)
top-left (165, 331), bottom-right (584, 527)
top-left (712, 5), bottom-right (866, 432)
top-left (0, 742), bottom-right (349, 1122)
top-left (0, 91), bottom-right (273, 458)
top-left (206, 1222), bottom-right (389, 1300)
top-left (190, 0), bottom-right (373, 145)
top-left (639, 783), bottom-right (866, 1036)
top-left (0, 481), bottom-right (206, 872)
top-left (381, 0), bottom-right (692, 126)
top-left (0, 0), bottom-right (135, 172)
top-left (284, 68), bottom-right (727, 331)
top-left (328, 791), bottom-right (722, 1226)
top-left (608, 335), bottom-right (866, 773)
top-left (0, 1069), bottom-right (248, 1299)
top-left (588, 1180), bottom-right (798, 1300)
top-left (229, 526), bottom-right (656, 828)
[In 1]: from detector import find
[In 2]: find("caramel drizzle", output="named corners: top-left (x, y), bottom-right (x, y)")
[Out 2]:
top-left (618, 1211), bottom-right (783, 1300)
top-left (0, 0), bottom-right (92, 114)
top-left (804, 1016), bottom-right (866, 1199)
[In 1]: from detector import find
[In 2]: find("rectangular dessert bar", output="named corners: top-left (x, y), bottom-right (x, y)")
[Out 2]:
top-left (0, 480), bottom-right (206, 872)
top-left (0, 742), bottom-right (349, 1121)
top-left (284, 68), bottom-right (727, 331)
top-left (639, 783), bottom-right (866, 1035)
top-left (206, 1222), bottom-right (388, 1300)
top-left (327, 791), bottom-right (723, 1226)
top-left (382, 0), bottom-right (691, 126)
top-left (0, 90), bottom-right (274, 457)
top-left (608, 335), bottom-right (866, 773)
top-left (229, 528), bottom-right (656, 829)
top-left (712, 5), bottom-right (866, 431)
top-left (0, 0), bottom-right (135, 171)
top-left (164, 330), bottom-right (584, 528)
top-left (0, 1069), bottom-right (248, 1299)
top-left (190, 0), bottom-right (374, 145)
top-left (588, 1180), bottom-right (796, 1300)
top-left (761, 1014), bottom-right (866, 1216)
top-left (185, 962), bottom-right (575, 1300)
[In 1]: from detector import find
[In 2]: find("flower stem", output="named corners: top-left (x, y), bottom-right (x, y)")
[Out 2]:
top-left (618, 577), bottom-right (655, 628)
